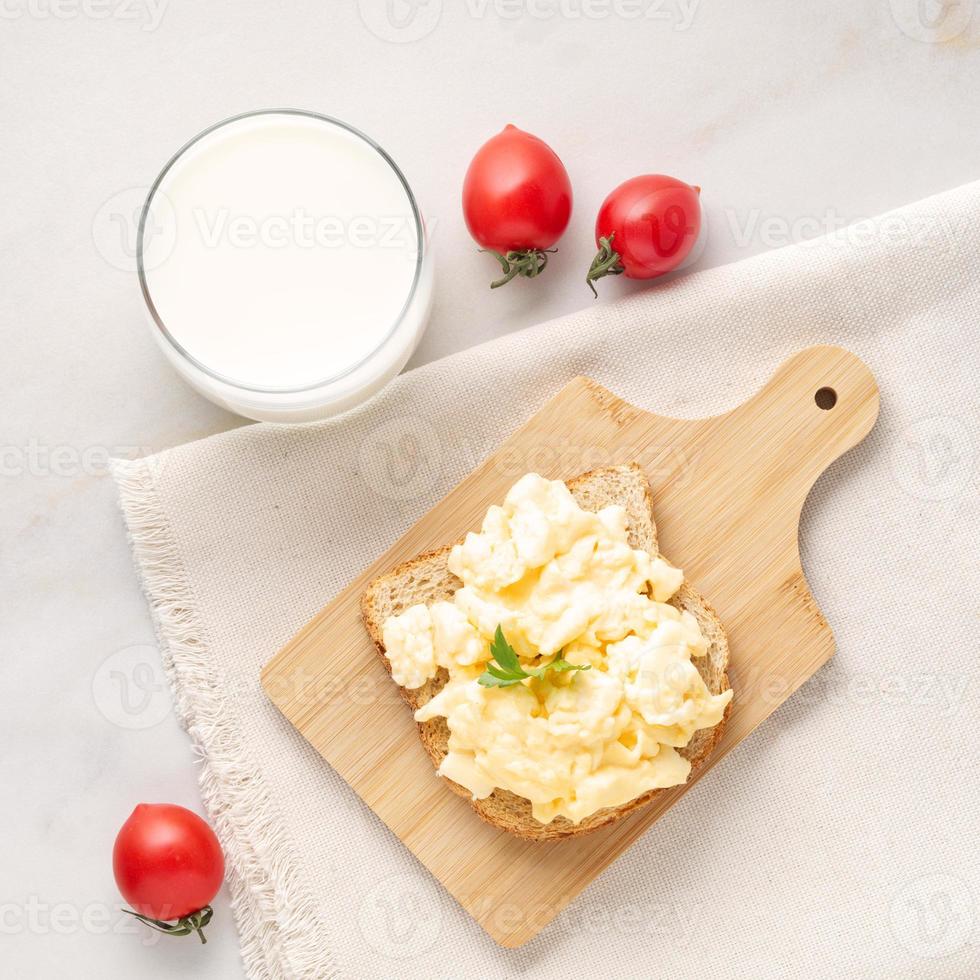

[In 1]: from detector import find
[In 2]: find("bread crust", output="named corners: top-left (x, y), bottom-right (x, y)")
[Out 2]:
top-left (360, 464), bottom-right (732, 841)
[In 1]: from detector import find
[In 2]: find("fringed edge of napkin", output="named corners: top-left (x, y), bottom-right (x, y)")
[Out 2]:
top-left (111, 457), bottom-right (339, 980)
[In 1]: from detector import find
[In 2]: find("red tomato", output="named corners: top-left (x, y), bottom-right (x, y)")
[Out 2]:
top-left (462, 124), bottom-right (572, 288)
top-left (113, 804), bottom-right (224, 926)
top-left (587, 175), bottom-right (701, 295)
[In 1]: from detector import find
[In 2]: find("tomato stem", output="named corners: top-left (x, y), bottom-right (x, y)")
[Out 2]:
top-left (586, 234), bottom-right (625, 297)
top-left (482, 248), bottom-right (557, 289)
top-left (123, 905), bottom-right (214, 944)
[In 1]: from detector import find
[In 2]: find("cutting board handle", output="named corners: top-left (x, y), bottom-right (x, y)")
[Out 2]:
top-left (709, 344), bottom-right (880, 514)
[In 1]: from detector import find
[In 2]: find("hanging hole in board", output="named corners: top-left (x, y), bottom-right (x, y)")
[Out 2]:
top-left (814, 387), bottom-right (837, 410)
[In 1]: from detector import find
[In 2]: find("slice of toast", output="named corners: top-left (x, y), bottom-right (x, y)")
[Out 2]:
top-left (361, 463), bottom-right (732, 841)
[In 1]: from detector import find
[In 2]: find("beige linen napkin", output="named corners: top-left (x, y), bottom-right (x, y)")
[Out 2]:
top-left (113, 182), bottom-right (980, 980)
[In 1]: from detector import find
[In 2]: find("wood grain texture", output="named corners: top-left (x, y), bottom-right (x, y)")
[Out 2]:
top-left (261, 345), bottom-right (879, 947)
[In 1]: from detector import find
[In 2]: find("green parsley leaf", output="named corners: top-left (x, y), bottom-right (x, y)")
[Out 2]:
top-left (489, 625), bottom-right (522, 673)
top-left (477, 626), bottom-right (591, 688)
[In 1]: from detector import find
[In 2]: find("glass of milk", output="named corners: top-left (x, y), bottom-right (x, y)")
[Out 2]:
top-left (138, 110), bottom-right (432, 422)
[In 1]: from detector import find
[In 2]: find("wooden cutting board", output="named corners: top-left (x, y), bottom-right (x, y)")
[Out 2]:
top-left (261, 345), bottom-right (879, 948)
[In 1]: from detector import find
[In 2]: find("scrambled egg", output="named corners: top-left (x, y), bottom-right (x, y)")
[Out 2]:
top-left (381, 473), bottom-right (732, 825)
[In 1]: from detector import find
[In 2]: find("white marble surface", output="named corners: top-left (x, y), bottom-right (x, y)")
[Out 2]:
top-left (2, 2), bottom-right (978, 977)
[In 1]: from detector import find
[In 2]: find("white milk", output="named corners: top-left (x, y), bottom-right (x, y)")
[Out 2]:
top-left (139, 111), bottom-right (431, 422)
